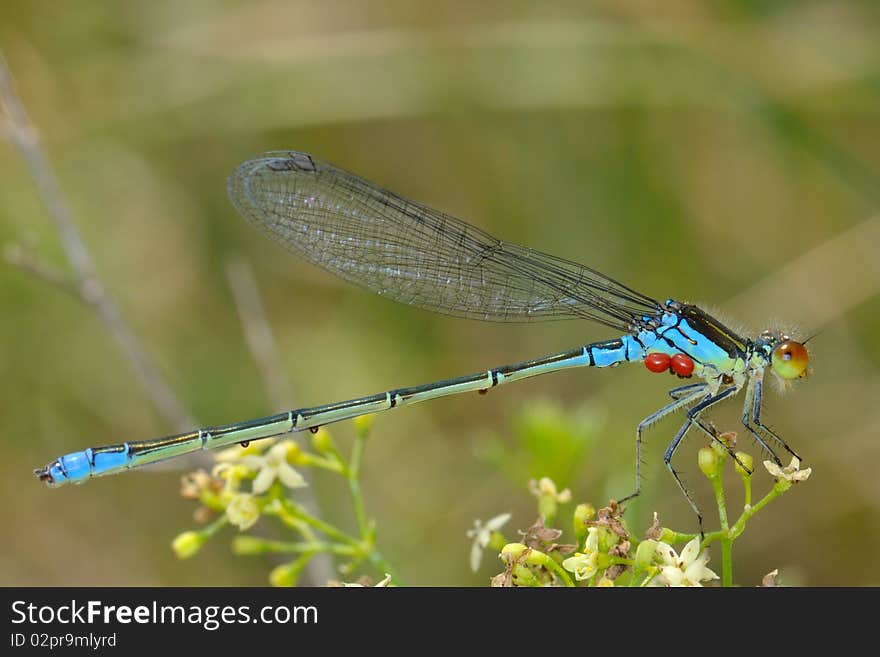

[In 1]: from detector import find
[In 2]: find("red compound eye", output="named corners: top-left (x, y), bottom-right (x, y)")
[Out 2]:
top-left (645, 353), bottom-right (671, 373)
top-left (670, 353), bottom-right (695, 377)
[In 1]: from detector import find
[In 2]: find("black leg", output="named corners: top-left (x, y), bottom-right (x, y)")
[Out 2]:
top-left (690, 415), bottom-right (752, 474)
top-left (667, 382), bottom-right (707, 401)
top-left (749, 377), bottom-right (801, 461)
top-left (739, 376), bottom-right (790, 466)
top-left (618, 383), bottom-right (708, 505)
top-left (663, 387), bottom-right (739, 533)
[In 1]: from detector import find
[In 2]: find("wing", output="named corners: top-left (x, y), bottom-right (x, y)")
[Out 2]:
top-left (227, 151), bottom-right (662, 331)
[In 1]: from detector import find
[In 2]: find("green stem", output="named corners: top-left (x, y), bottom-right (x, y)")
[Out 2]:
top-left (346, 431), bottom-right (370, 540)
top-left (608, 557), bottom-right (634, 567)
top-left (296, 453), bottom-right (344, 473)
top-left (251, 539), bottom-right (360, 556)
top-left (709, 476), bottom-right (732, 587)
top-left (728, 486), bottom-right (782, 540)
top-left (201, 514), bottom-right (228, 538)
top-left (541, 555), bottom-right (575, 587)
top-left (630, 566), bottom-right (657, 587)
top-left (365, 549), bottom-right (399, 582)
top-left (665, 530), bottom-right (699, 544)
top-left (349, 447), bottom-right (399, 581)
top-left (700, 529), bottom-right (726, 547)
top-left (275, 484), bottom-right (401, 583)
top-left (720, 539), bottom-right (732, 587)
top-left (741, 473), bottom-right (752, 509)
top-left (275, 499), bottom-right (359, 546)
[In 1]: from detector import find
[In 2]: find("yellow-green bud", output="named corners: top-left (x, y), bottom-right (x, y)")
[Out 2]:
top-left (487, 531), bottom-right (507, 553)
top-left (698, 446), bottom-right (723, 479)
top-left (573, 503), bottom-right (595, 544)
top-left (524, 549), bottom-right (549, 566)
top-left (283, 441), bottom-right (302, 464)
top-left (311, 428), bottom-right (335, 455)
top-left (171, 531), bottom-right (206, 559)
top-left (711, 438), bottom-right (730, 460)
top-left (500, 543), bottom-right (546, 566)
top-left (596, 577), bottom-right (615, 587)
top-left (269, 562), bottom-right (300, 587)
top-left (500, 542), bottom-right (528, 558)
top-left (734, 451), bottom-right (754, 476)
top-left (353, 413), bottom-right (375, 437)
top-left (634, 539), bottom-right (658, 570)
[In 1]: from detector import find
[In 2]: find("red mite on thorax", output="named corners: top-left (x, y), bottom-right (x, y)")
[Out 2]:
top-left (644, 352), bottom-right (671, 373)
top-left (644, 352), bottom-right (695, 378)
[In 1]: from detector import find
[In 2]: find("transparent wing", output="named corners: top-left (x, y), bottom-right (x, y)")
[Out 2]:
top-left (227, 151), bottom-right (662, 331)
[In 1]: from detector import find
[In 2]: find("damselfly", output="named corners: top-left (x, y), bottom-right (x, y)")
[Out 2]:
top-left (36, 151), bottom-right (809, 524)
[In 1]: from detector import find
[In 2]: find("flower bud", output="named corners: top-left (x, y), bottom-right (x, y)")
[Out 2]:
top-left (500, 542), bottom-right (528, 558)
top-left (171, 531), bottom-right (206, 559)
top-left (501, 542), bottom-right (547, 566)
top-left (311, 427), bottom-right (335, 455)
top-left (269, 561), bottom-right (301, 587)
top-left (283, 441), bottom-right (302, 464)
top-left (734, 451), bottom-right (754, 476)
top-left (573, 503), bottom-right (595, 544)
top-left (698, 446), bottom-right (722, 479)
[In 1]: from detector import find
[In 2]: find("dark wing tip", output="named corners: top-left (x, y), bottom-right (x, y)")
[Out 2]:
top-left (270, 152), bottom-right (316, 172)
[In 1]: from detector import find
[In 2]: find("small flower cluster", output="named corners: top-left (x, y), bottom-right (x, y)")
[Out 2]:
top-left (173, 437), bottom-right (311, 540)
top-left (469, 431), bottom-right (811, 587)
top-left (170, 416), bottom-right (397, 586)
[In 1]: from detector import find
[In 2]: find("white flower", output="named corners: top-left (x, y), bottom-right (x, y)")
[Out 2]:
top-left (234, 441), bottom-right (307, 494)
top-left (466, 513), bottom-right (512, 572)
top-left (562, 527), bottom-right (601, 581)
top-left (226, 493), bottom-right (260, 531)
top-left (562, 552), bottom-right (599, 581)
top-left (649, 537), bottom-right (718, 587)
top-left (764, 457), bottom-right (811, 483)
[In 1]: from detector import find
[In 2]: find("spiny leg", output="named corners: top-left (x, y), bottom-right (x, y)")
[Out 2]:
top-left (618, 383), bottom-right (708, 505)
top-left (748, 377), bottom-right (801, 462)
top-left (664, 387), bottom-right (739, 533)
top-left (690, 415), bottom-right (753, 474)
top-left (667, 382), bottom-right (708, 401)
top-left (739, 376), bottom-right (787, 466)
top-left (670, 382), bottom-right (752, 472)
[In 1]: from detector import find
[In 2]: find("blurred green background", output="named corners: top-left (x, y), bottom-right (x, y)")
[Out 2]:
top-left (2, 0), bottom-right (879, 586)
